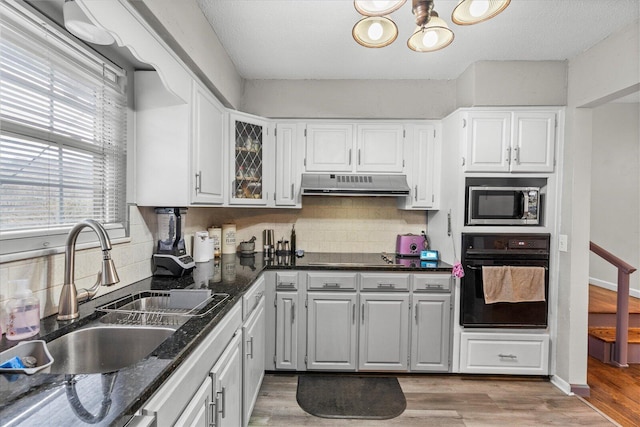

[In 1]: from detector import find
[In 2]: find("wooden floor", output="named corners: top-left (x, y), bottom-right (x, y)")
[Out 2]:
top-left (585, 357), bottom-right (640, 427)
top-left (588, 285), bottom-right (640, 314)
top-left (586, 285), bottom-right (640, 427)
top-left (250, 374), bottom-right (616, 426)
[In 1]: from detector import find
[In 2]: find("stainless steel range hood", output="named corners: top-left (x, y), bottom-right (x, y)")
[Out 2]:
top-left (301, 173), bottom-right (410, 197)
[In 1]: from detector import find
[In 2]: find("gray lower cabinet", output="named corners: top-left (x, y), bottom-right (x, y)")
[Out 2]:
top-left (243, 296), bottom-right (265, 426)
top-left (275, 291), bottom-right (299, 370)
top-left (358, 292), bottom-right (409, 371)
top-left (211, 332), bottom-right (243, 427)
top-left (306, 292), bottom-right (358, 370)
top-left (410, 293), bottom-right (451, 371)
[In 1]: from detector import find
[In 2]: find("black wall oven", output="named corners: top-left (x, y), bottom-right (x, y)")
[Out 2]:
top-left (461, 233), bottom-right (550, 328)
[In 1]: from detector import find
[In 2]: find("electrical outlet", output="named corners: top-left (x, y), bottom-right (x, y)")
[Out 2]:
top-left (558, 234), bottom-right (568, 252)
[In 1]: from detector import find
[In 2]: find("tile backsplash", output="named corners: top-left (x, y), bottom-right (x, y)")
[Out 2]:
top-left (0, 197), bottom-right (425, 325)
top-left (182, 197), bottom-right (426, 254)
top-left (0, 206), bottom-right (155, 324)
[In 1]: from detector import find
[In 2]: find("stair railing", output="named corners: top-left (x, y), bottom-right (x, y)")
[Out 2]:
top-left (590, 241), bottom-right (637, 367)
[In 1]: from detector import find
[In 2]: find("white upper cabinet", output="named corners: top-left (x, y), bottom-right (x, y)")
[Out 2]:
top-left (136, 74), bottom-right (227, 207)
top-left (511, 112), bottom-right (556, 172)
top-left (463, 110), bottom-right (556, 173)
top-left (192, 81), bottom-right (226, 205)
top-left (356, 124), bottom-right (404, 173)
top-left (274, 123), bottom-right (303, 207)
top-left (229, 111), bottom-right (274, 206)
top-left (305, 124), bottom-right (353, 172)
top-left (304, 123), bottom-right (404, 173)
top-left (463, 112), bottom-right (512, 172)
top-left (399, 124), bottom-right (440, 210)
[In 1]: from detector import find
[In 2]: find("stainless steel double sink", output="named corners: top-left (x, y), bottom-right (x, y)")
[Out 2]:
top-left (46, 290), bottom-right (229, 374)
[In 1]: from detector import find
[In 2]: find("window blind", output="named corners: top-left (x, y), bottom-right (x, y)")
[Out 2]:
top-left (0, 2), bottom-right (127, 255)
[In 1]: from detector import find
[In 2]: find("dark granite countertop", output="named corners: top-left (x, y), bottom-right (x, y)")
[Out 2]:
top-left (0, 253), bottom-right (452, 426)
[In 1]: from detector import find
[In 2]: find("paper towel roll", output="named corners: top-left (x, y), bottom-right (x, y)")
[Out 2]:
top-left (193, 231), bottom-right (211, 263)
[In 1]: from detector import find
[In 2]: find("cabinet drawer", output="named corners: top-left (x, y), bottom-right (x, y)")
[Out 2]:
top-left (276, 272), bottom-right (298, 290)
top-left (243, 276), bottom-right (266, 319)
top-left (412, 274), bottom-right (452, 292)
top-left (460, 332), bottom-right (549, 375)
top-left (360, 273), bottom-right (409, 291)
top-left (307, 272), bottom-right (357, 290)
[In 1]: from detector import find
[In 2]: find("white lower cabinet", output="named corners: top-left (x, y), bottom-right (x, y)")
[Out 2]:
top-left (410, 294), bottom-right (451, 371)
top-left (459, 332), bottom-right (550, 375)
top-left (174, 376), bottom-right (213, 426)
top-left (142, 303), bottom-right (242, 427)
top-left (275, 291), bottom-right (299, 370)
top-left (306, 292), bottom-right (358, 370)
top-left (211, 332), bottom-right (243, 427)
top-left (358, 293), bottom-right (409, 371)
top-left (243, 296), bottom-right (266, 426)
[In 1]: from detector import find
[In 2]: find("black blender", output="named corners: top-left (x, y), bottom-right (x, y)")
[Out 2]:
top-left (153, 207), bottom-right (196, 276)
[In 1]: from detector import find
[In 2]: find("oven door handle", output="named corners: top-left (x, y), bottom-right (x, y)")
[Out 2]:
top-left (466, 264), bottom-right (548, 270)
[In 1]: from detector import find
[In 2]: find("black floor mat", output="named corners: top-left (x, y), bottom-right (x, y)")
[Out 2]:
top-left (296, 374), bottom-right (406, 419)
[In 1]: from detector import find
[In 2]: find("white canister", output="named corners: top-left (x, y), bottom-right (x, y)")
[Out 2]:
top-left (208, 227), bottom-right (222, 258)
top-left (193, 231), bottom-right (211, 263)
top-left (221, 224), bottom-right (236, 254)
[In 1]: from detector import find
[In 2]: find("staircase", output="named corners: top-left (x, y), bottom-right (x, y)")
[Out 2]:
top-left (588, 285), bottom-right (640, 364)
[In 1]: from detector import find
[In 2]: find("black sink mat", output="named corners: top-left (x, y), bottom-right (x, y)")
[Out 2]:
top-left (296, 374), bottom-right (406, 419)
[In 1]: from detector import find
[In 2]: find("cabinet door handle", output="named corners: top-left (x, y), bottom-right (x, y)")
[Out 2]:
top-left (291, 183), bottom-right (294, 200)
top-left (291, 302), bottom-right (295, 323)
top-left (378, 283), bottom-right (395, 289)
top-left (219, 387), bottom-right (226, 419)
top-left (278, 282), bottom-right (296, 289)
top-left (323, 283), bottom-right (340, 288)
top-left (414, 185), bottom-right (418, 201)
top-left (361, 303), bottom-right (365, 324)
top-left (348, 149), bottom-right (352, 165)
top-left (195, 172), bottom-right (202, 193)
top-left (247, 336), bottom-right (254, 358)
top-left (498, 353), bottom-right (517, 360)
top-left (415, 303), bottom-right (419, 323)
top-left (514, 146), bottom-right (520, 164)
top-left (352, 303), bottom-right (355, 324)
top-left (358, 148), bottom-right (361, 165)
top-left (209, 399), bottom-right (217, 427)
top-left (506, 147), bottom-right (511, 163)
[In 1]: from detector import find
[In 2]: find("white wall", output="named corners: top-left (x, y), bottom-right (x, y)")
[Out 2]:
top-left (589, 103), bottom-right (640, 295)
top-left (240, 79), bottom-right (456, 119)
top-left (557, 18), bottom-right (640, 392)
top-left (456, 61), bottom-right (567, 108)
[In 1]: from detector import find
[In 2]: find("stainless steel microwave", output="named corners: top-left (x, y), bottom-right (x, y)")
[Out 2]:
top-left (467, 186), bottom-right (540, 225)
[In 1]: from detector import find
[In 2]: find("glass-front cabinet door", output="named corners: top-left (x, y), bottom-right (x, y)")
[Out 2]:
top-left (230, 112), bottom-right (272, 205)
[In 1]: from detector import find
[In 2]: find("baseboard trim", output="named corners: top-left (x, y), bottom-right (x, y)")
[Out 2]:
top-left (550, 375), bottom-right (572, 395)
top-left (589, 278), bottom-right (640, 299)
top-left (570, 383), bottom-right (591, 397)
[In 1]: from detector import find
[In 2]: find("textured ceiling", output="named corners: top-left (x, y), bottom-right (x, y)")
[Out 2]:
top-left (196, 0), bottom-right (640, 80)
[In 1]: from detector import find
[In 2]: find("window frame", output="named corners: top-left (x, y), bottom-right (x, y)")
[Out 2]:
top-left (0, 0), bottom-right (129, 260)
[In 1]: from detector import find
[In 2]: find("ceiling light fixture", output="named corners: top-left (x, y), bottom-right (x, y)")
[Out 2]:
top-left (352, 16), bottom-right (399, 48)
top-left (451, 0), bottom-right (511, 25)
top-left (352, 0), bottom-right (509, 52)
top-left (63, 0), bottom-right (115, 45)
top-left (354, 0), bottom-right (407, 16)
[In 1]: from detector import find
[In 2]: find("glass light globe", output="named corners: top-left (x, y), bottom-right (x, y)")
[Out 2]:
top-left (422, 30), bottom-right (438, 48)
top-left (469, 0), bottom-right (489, 17)
top-left (368, 22), bottom-right (384, 40)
